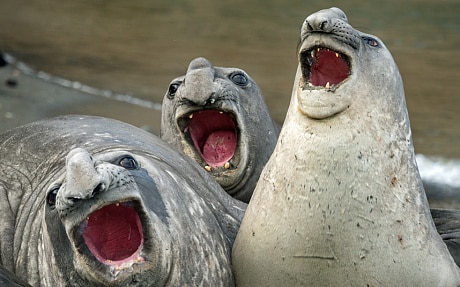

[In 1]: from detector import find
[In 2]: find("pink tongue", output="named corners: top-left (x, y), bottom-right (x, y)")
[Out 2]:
top-left (187, 110), bottom-right (237, 167)
top-left (310, 49), bottom-right (349, 87)
top-left (83, 203), bottom-right (143, 262)
top-left (201, 130), bottom-right (237, 166)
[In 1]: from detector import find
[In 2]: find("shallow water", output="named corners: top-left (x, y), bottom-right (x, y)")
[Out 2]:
top-left (0, 0), bottom-right (459, 159)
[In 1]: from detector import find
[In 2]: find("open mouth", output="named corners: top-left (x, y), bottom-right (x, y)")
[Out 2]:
top-left (300, 47), bottom-right (350, 88)
top-left (80, 202), bottom-right (144, 269)
top-left (182, 110), bottom-right (237, 168)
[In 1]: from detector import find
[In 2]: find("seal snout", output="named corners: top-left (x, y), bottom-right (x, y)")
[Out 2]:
top-left (183, 57), bottom-right (217, 106)
top-left (299, 8), bottom-right (353, 90)
top-left (64, 148), bottom-right (110, 202)
top-left (304, 7), bottom-right (348, 32)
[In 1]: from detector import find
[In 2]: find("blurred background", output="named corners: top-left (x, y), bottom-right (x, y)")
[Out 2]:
top-left (0, 0), bottom-right (459, 160)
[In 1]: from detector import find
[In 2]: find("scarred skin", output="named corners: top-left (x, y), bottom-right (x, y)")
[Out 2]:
top-left (0, 115), bottom-right (245, 286)
top-left (161, 57), bottom-right (279, 203)
top-left (232, 7), bottom-right (460, 286)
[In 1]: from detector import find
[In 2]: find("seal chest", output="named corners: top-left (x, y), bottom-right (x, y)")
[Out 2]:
top-left (232, 7), bottom-right (460, 286)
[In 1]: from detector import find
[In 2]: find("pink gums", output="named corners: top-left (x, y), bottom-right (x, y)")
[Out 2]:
top-left (83, 203), bottom-right (143, 265)
top-left (310, 48), bottom-right (349, 87)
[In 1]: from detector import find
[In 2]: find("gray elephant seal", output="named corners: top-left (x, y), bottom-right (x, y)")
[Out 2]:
top-left (0, 115), bottom-right (246, 286)
top-left (161, 57), bottom-right (279, 202)
top-left (232, 7), bottom-right (460, 286)
top-left (432, 208), bottom-right (460, 267)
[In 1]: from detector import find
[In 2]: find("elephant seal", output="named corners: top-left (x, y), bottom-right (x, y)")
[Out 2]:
top-left (161, 57), bottom-right (279, 203)
top-left (0, 115), bottom-right (246, 286)
top-left (432, 208), bottom-right (460, 267)
top-left (232, 7), bottom-right (460, 286)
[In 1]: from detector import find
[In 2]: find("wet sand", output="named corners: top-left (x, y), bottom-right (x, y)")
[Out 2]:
top-left (0, 0), bottom-right (459, 157)
top-left (0, 56), bottom-right (161, 133)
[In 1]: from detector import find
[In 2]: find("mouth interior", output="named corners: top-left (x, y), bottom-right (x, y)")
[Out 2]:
top-left (302, 48), bottom-right (350, 87)
top-left (82, 202), bottom-right (143, 264)
top-left (185, 110), bottom-right (237, 167)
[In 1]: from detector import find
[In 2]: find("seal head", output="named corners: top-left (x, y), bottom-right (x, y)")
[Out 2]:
top-left (161, 57), bottom-right (279, 202)
top-left (296, 7), bottom-right (377, 119)
top-left (0, 115), bottom-right (245, 286)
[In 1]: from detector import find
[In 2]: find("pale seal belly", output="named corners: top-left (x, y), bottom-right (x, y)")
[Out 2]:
top-left (161, 57), bottom-right (279, 203)
top-left (232, 7), bottom-right (460, 286)
top-left (0, 115), bottom-right (245, 286)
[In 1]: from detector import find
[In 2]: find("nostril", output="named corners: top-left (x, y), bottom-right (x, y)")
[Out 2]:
top-left (93, 183), bottom-right (106, 195)
top-left (67, 197), bottom-right (82, 204)
top-left (319, 20), bottom-right (328, 31)
top-left (305, 16), bottom-right (331, 32)
top-left (207, 92), bottom-right (217, 105)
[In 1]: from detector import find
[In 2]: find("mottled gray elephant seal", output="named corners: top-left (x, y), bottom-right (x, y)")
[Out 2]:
top-left (232, 7), bottom-right (460, 286)
top-left (0, 115), bottom-right (246, 286)
top-left (161, 57), bottom-right (279, 203)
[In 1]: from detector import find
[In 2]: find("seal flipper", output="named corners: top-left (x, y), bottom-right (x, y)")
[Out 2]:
top-left (431, 208), bottom-right (460, 267)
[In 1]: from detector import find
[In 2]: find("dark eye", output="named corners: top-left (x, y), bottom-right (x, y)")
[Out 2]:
top-left (362, 36), bottom-right (379, 47)
top-left (47, 186), bottom-right (60, 209)
top-left (230, 72), bottom-right (249, 86)
top-left (167, 81), bottom-right (181, 99)
top-left (118, 156), bottom-right (139, 170)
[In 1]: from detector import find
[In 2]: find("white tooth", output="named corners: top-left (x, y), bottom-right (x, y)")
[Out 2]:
top-left (189, 114), bottom-right (193, 119)
top-left (311, 50), bottom-right (315, 57)
top-left (317, 48), bottom-right (320, 52)
top-left (204, 165), bottom-right (212, 172)
top-left (116, 203), bottom-right (120, 207)
top-left (224, 162), bottom-right (230, 169)
top-left (219, 111), bottom-right (223, 114)
top-left (335, 52), bottom-right (339, 58)
top-left (308, 82), bottom-right (314, 87)
top-left (325, 82), bottom-right (330, 89)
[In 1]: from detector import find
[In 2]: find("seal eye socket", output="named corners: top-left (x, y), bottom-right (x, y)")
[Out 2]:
top-left (46, 185), bottom-right (60, 209)
top-left (362, 36), bottom-right (379, 47)
top-left (167, 81), bottom-right (181, 99)
top-left (118, 156), bottom-right (139, 170)
top-left (230, 72), bottom-right (249, 87)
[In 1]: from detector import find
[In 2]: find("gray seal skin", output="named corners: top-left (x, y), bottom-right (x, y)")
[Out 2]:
top-left (161, 57), bottom-right (279, 203)
top-left (0, 115), bottom-right (246, 286)
top-left (0, 266), bottom-right (31, 287)
top-left (232, 7), bottom-right (460, 286)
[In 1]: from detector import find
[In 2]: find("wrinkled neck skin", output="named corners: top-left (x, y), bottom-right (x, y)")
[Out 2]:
top-left (233, 8), bottom-right (460, 286)
top-left (0, 170), bottom-right (71, 286)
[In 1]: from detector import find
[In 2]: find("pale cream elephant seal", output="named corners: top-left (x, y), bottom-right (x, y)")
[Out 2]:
top-left (232, 7), bottom-right (460, 286)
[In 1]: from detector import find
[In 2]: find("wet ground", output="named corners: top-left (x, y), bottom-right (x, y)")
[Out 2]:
top-left (0, 0), bottom-right (459, 158)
